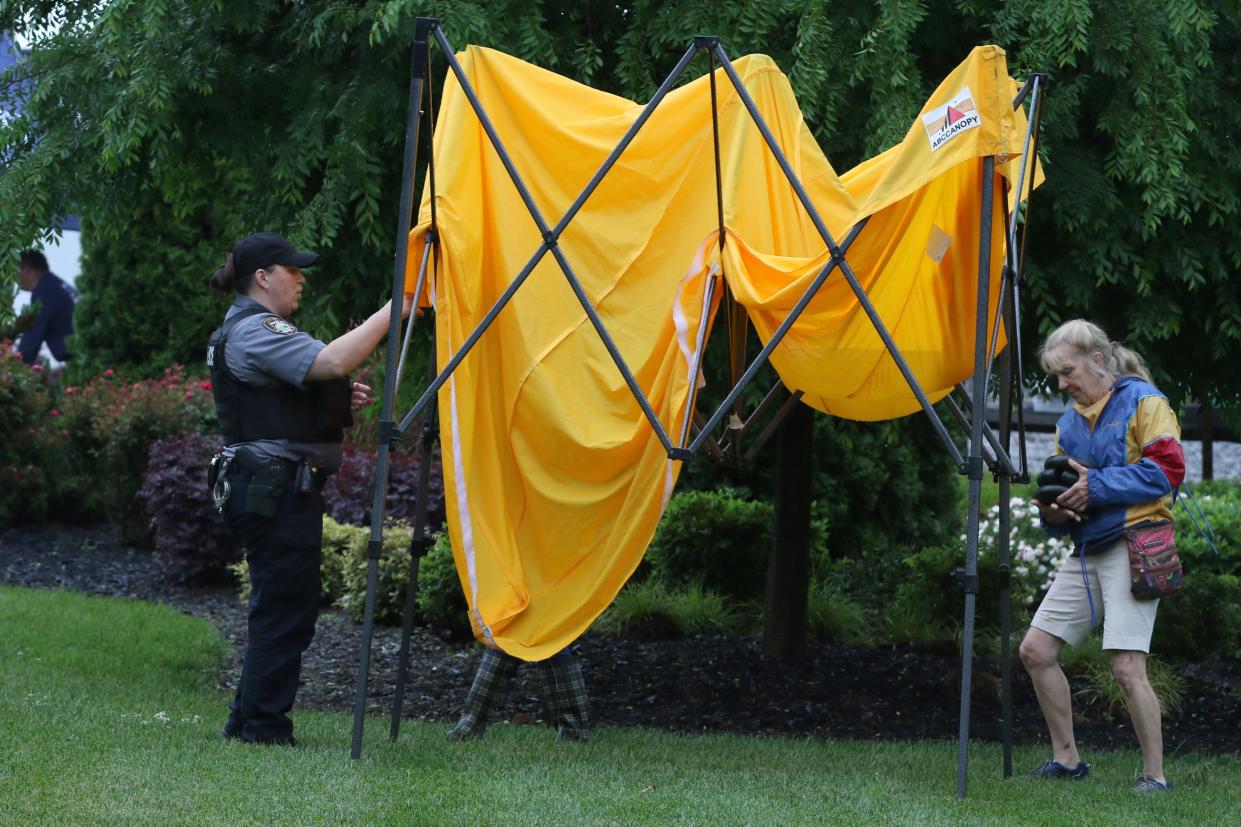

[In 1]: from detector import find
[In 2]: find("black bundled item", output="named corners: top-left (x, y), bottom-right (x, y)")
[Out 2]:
top-left (1035, 455), bottom-right (1079, 506)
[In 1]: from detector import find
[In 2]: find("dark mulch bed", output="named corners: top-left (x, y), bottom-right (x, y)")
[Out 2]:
top-left (3, 522), bottom-right (1240, 757)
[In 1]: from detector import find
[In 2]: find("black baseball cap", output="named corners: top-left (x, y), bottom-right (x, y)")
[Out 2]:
top-left (232, 232), bottom-right (319, 278)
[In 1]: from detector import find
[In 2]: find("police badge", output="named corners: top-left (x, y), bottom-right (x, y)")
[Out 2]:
top-left (263, 316), bottom-right (297, 335)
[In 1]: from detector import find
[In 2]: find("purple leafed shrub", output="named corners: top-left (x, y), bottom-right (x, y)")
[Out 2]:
top-left (139, 433), bottom-right (237, 584)
top-left (323, 445), bottom-right (445, 529)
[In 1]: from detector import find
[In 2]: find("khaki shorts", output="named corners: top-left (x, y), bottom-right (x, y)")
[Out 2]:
top-left (1030, 535), bottom-right (1160, 653)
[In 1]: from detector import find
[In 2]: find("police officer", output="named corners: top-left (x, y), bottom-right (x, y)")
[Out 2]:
top-left (207, 231), bottom-right (410, 745)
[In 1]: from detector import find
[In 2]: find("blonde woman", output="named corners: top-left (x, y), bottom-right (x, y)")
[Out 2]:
top-left (1019, 319), bottom-right (1184, 792)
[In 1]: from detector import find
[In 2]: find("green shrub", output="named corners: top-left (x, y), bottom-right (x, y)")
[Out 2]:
top-left (336, 519), bottom-right (415, 626)
top-left (883, 604), bottom-right (952, 648)
top-left (592, 580), bottom-right (747, 640)
top-left (415, 531), bottom-right (471, 638)
top-left (321, 515), bottom-right (368, 605)
top-left (232, 517), bottom-right (466, 633)
top-left (69, 219), bottom-right (240, 382)
top-left (1067, 639), bottom-right (1187, 721)
top-left (891, 544), bottom-right (981, 633)
top-left (0, 347), bottom-right (62, 524)
top-left (806, 580), bottom-right (873, 644)
top-left (58, 365), bottom-right (216, 541)
top-left (1150, 481), bottom-right (1241, 661)
top-left (668, 582), bottom-right (749, 635)
top-left (676, 409), bottom-right (961, 567)
top-left (1176, 481), bottom-right (1241, 572)
top-left (592, 580), bottom-right (681, 640)
top-left (237, 515), bottom-right (365, 604)
top-left (1153, 573), bottom-right (1241, 662)
top-left (644, 488), bottom-right (773, 600)
top-left (891, 498), bottom-right (1073, 637)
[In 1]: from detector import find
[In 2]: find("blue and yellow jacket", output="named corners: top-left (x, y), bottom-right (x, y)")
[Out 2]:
top-left (1047, 374), bottom-right (1185, 553)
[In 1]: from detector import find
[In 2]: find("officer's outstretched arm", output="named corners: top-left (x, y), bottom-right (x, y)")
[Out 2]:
top-left (306, 294), bottom-right (413, 380)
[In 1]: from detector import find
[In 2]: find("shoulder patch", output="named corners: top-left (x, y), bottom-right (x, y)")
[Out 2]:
top-left (262, 316), bottom-right (298, 335)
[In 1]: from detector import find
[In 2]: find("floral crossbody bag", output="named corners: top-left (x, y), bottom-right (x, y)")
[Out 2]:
top-left (1125, 483), bottom-right (1218, 601)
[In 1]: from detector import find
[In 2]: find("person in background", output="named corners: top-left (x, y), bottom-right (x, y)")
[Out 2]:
top-left (207, 231), bottom-right (410, 745)
top-left (1019, 318), bottom-right (1184, 793)
top-left (16, 250), bottom-right (76, 365)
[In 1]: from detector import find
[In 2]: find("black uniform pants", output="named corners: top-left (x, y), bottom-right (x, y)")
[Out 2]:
top-left (224, 465), bottom-right (324, 744)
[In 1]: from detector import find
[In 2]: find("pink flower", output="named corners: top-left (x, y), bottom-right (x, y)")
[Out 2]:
top-left (50, 409), bottom-right (60, 417)
top-left (31, 364), bottom-right (43, 373)
top-left (200, 380), bottom-right (212, 392)
top-left (183, 390), bottom-right (193, 400)
top-left (103, 369), bottom-right (114, 378)
top-left (65, 386), bottom-right (77, 395)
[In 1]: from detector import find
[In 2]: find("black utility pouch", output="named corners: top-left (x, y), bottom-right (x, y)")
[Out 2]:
top-left (235, 448), bottom-right (293, 518)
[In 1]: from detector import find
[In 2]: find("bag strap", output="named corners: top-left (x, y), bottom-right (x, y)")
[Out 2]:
top-left (1078, 539), bottom-right (1097, 627)
top-left (1174, 480), bottom-right (1220, 555)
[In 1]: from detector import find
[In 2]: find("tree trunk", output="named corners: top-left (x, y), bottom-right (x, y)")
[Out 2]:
top-left (763, 401), bottom-right (813, 662)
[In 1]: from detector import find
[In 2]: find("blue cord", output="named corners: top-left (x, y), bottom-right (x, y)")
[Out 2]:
top-left (1175, 481), bottom-right (1220, 555)
top-left (1078, 539), bottom-right (1096, 627)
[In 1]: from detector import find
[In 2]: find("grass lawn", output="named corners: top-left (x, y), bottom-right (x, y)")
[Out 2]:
top-left (0, 586), bottom-right (1236, 826)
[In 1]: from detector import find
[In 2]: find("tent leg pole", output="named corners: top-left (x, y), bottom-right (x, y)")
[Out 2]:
top-left (957, 156), bottom-right (995, 799)
top-left (350, 16), bottom-right (434, 761)
top-left (390, 403), bottom-right (439, 739)
top-left (997, 288), bottom-right (1018, 778)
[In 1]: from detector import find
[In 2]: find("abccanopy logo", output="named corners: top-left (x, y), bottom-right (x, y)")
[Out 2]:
top-left (921, 87), bottom-right (981, 152)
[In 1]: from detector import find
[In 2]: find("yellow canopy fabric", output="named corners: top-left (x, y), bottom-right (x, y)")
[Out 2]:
top-left (404, 45), bottom-right (1041, 659)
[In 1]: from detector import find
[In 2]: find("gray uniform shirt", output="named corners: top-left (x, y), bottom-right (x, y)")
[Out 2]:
top-left (219, 295), bottom-right (343, 471)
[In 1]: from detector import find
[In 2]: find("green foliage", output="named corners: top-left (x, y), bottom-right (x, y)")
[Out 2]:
top-left (0, 348), bottom-right (61, 523)
top-left (415, 529), bottom-right (471, 637)
top-left (677, 401), bottom-right (960, 576)
top-left (70, 223), bottom-right (237, 380)
top-left (335, 518), bottom-right (416, 626)
top-left (239, 515), bottom-right (422, 625)
top-left (320, 515), bottom-right (367, 607)
top-left (643, 487), bottom-right (775, 601)
top-left (56, 365), bottom-right (216, 541)
top-left (0, 301), bottom-right (39, 341)
top-left (1066, 639), bottom-right (1187, 722)
top-left (997, 1), bottom-right (1241, 407)
top-left (890, 495), bottom-right (1075, 638)
top-left (0, 354), bottom-right (213, 530)
top-left (230, 517), bottom-right (464, 632)
top-left (4, 1), bottom-right (1238, 407)
top-left (806, 580), bottom-right (873, 644)
top-left (809, 413), bottom-right (962, 560)
top-left (1155, 571), bottom-right (1241, 662)
top-left (592, 580), bottom-right (747, 640)
top-left (672, 581), bottom-right (749, 635)
top-left (1149, 481), bottom-right (1241, 661)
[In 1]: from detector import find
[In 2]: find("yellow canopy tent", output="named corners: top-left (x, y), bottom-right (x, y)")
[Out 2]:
top-left (401, 44), bottom-right (1041, 662)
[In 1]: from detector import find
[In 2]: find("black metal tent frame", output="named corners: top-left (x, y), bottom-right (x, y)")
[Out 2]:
top-left (350, 17), bottom-right (1046, 800)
